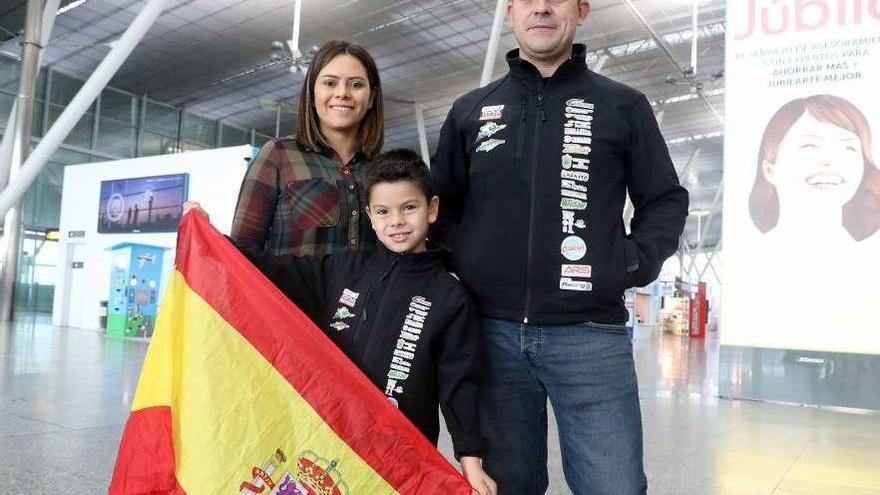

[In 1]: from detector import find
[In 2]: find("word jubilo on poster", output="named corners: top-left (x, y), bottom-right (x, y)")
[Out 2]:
top-left (735, 0), bottom-right (880, 40)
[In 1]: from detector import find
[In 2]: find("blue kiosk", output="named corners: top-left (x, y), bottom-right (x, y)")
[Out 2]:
top-left (106, 243), bottom-right (169, 338)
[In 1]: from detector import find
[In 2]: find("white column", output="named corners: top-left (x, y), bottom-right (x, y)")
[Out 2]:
top-left (415, 103), bottom-right (430, 168)
top-left (480, 0), bottom-right (507, 87)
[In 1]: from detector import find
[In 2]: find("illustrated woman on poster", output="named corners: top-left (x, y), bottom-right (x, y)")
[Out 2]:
top-left (749, 94), bottom-right (880, 242)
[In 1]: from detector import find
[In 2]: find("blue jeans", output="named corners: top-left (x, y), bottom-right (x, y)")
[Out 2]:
top-left (479, 318), bottom-right (647, 495)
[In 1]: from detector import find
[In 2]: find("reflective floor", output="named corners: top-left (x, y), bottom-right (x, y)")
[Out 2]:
top-left (2, 316), bottom-right (879, 494)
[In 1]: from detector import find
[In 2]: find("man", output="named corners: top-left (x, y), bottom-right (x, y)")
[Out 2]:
top-left (430, 1), bottom-right (688, 494)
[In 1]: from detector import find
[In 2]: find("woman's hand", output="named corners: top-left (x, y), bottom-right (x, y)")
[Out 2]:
top-left (182, 201), bottom-right (209, 221)
top-left (460, 456), bottom-right (496, 495)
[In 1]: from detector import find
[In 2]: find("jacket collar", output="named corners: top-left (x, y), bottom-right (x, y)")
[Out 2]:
top-left (375, 242), bottom-right (443, 273)
top-left (506, 43), bottom-right (588, 90)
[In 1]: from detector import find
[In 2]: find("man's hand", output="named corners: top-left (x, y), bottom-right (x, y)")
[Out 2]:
top-left (460, 456), bottom-right (497, 495)
top-left (182, 201), bottom-right (209, 221)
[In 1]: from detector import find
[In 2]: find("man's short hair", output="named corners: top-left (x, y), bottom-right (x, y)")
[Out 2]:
top-left (366, 149), bottom-right (435, 201)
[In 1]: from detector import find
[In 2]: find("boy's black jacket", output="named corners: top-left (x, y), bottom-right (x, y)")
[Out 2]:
top-left (431, 44), bottom-right (689, 325)
top-left (238, 242), bottom-right (484, 458)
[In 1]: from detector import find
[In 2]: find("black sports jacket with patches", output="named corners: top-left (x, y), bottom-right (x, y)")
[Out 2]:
top-left (431, 44), bottom-right (689, 325)
top-left (237, 243), bottom-right (484, 458)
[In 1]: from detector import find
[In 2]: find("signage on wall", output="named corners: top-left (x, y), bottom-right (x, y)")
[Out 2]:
top-left (722, 0), bottom-right (880, 355)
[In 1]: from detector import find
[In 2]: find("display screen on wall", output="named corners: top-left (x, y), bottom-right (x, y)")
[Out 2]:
top-left (97, 174), bottom-right (189, 234)
top-left (722, 1), bottom-right (880, 355)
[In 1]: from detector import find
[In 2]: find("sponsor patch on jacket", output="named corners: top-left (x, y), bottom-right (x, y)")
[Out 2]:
top-left (561, 170), bottom-right (590, 181)
top-left (561, 264), bottom-right (592, 278)
top-left (562, 211), bottom-right (586, 233)
top-left (561, 198), bottom-right (588, 210)
top-left (339, 288), bottom-right (359, 308)
top-left (330, 321), bottom-right (350, 331)
top-left (560, 278), bottom-right (593, 291)
top-left (479, 105), bottom-right (504, 121)
top-left (385, 296), bottom-right (432, 403)
top-left (560, 235), bottom-right (587, 261)
top-left (333, 307), bottom-right (356, 320)
top-left (476, 139), bottom-right (505, 153)
top-left (561, 189), bottom-right (588, 200)
top-left (477, 122), bottom-right (506, 141)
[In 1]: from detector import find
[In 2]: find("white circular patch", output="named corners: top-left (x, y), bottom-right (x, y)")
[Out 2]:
top-left (560, 236), bottom-right (587, 261)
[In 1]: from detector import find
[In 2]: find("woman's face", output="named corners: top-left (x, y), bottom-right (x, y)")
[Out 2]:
top-left (313, 54), bottom-right (372, 138)
top-left (764, 111), bottom-right (865, 206)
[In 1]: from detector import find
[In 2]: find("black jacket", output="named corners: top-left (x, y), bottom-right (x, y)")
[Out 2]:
top-left (239, 243), bottom-right (484, 458)
top-left (431, 44), bottom-right (689, 325)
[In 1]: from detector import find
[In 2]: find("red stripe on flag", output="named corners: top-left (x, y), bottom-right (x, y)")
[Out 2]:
top-left (173, 212), bottom-right (471, 494)
top-left (109, 406), bottom-right (185, 495)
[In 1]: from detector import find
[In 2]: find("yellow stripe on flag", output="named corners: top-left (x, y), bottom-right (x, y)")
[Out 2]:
top-left (133, 270), bottom-right (400, 494)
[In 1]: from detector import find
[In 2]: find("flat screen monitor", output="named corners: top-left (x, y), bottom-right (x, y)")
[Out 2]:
top-left (97, 173), bottom-right (189, 234)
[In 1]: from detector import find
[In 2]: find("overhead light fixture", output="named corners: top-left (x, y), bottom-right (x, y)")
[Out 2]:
top-left (58, 0), bottom-right (87, 15)
top-left (689, 208), bottom-right (711, 217)
top-left (268, 41), bottom-right (319, 74)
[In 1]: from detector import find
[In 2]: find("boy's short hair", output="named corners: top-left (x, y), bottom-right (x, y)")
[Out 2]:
top-left (366, 149), bottom-right (435, 201)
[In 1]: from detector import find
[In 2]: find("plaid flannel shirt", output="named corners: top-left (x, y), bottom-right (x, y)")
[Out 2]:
top-left (230, 138), bottom-right (377, 256)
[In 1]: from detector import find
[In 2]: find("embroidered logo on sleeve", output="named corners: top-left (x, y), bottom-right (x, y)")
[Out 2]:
top-left (338, 288), bottom-right (359, 308)
top-left (479, 105), bottom-right (504, 121)
top-left (476, 139), bottom-right (505, 153)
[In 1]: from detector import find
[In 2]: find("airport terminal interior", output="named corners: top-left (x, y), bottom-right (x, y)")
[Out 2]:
top-left (1, 0), bottom-right (879, 493)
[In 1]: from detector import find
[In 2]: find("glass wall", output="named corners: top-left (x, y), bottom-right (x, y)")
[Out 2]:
top-left (0, 54), bottom-right (274, 316)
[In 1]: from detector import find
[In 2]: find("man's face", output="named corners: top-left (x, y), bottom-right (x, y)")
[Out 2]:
top-left (507, 0), bottom-right (590, 65)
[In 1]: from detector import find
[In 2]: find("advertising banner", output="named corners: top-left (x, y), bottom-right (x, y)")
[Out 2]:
top-left (723, 0), bottom-right (880, 354)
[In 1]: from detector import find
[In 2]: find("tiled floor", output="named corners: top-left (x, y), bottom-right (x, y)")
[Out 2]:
top-left (1, 315), bottom-right (878, 494)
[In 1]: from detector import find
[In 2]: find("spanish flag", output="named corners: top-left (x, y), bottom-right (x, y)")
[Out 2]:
top-left (109, 212), bottom-right (472, 494)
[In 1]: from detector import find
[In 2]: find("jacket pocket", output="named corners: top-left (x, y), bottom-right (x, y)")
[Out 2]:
top-left (281, 178), bottom-right (341, 229)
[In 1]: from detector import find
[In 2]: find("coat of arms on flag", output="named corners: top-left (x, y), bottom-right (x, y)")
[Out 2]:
top-left (109, 212), bottom-right (472, 494)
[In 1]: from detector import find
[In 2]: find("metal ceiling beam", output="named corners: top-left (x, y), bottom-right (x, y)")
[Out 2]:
top-left (0, 0), bottom-right (173, 219)
top-left (480, 0), bottom-right (507, 87)
top-left (676, 146), bottom-right (701, 180)
top-left (414, 103), bottom-right (430, 167)
top-left (621, 0), bottom-right (723, 125)
top-left (687, 180), bottom-right (723, 275)
top-left (289, 0), bottom-right (302, 59)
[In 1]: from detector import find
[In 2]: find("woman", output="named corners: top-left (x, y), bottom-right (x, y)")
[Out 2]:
top-left (749, 94), bottom-right (880, 241)
top-left (231, 40), bottom-right (384, 256)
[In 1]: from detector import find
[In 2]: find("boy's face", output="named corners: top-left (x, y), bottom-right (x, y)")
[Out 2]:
top-left (366, 180), bottom-right (439, 254)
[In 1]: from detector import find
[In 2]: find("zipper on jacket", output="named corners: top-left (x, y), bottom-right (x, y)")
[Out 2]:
top-left (522, 93), bottom-right (545, 324)
top-left (360, 256), bottom-right (398, 323)
top-left (356, 255), bottom-right (398, 363)
top-left (515, 96), bottom-right (527, 159)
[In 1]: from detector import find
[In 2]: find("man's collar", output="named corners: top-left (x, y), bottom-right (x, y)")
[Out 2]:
top-left (506, 43), bottom-right (588, 83)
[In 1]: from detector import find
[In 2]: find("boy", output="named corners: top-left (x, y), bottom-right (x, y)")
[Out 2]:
top-left (185, 149), bottom-right (495, 495)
